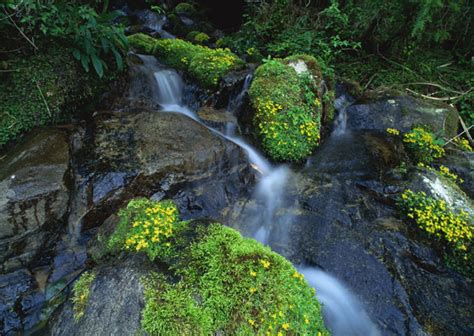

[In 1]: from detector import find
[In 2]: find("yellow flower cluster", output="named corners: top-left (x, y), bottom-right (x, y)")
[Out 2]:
top-left (300, 121), bottom-right (320, 143)
top-left (417, 163), bottom-right (464, 184)
top-left (386, 128), bottom-right (400, 135)
top-left (403, 127), bottom-right (444, 164)
top-left (400, 190), bottom-right (473, 256)
top-left (453, 136), bottom-right (472, 152)
top-left (124, 202), bottom-right (178, 252)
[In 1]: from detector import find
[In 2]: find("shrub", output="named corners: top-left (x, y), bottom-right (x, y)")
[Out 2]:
top-left (403, 127), bottom-right (445, 164)
top-left (142, 223), bottom-right (329, 335)
top-left (0, 1), bottom-right (128, 77)
top-left (128, 33), bottom-right (244, 88)
top-left (194, 32), bottom-right (210, 44)
top-left (107, 198), bottom-right (185, 261)
top-left (249, 58), bottom-right (323, 161)
top-left (71, 271), bottom-right (96, 321)
top-left (398, 189), bottom-right (473, 276)
top-left (0, 47), bottom-right (102, 147)
top-left (173, 2), bottom-right (196, 15)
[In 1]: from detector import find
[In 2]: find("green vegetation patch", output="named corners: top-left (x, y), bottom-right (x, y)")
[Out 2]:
top-left (248, 57), bottom-right (324, 161)
top-left (142, 223), bottom-right (329, 335)
top-left (0, 47), bottom-right (102, 147)
top-left (402, 127), bottom-right (445, 164)
top-left (72, 271), bottom-right (96, 321)
top-left (107, 198), bottom-right (187, 261)
top-left (107, 198), bottom-right (328, 335)
top-left (128, 33), bottom-right (244, 88)
top-left (398, 190), bottom-right (473, 277)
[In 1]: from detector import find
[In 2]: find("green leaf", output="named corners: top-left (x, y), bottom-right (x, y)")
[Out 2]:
top-left (91, 54), bottom-right (104, 78)
top-left (111, 47), bottom-right (123, 70)
top-left (80, 57), bottom-right (90, 72)
top-left (72, 48), bottom-right (81, 61)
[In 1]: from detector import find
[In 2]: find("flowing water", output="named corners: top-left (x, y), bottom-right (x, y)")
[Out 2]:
top-left (134, 54), bottom-right (378, 336)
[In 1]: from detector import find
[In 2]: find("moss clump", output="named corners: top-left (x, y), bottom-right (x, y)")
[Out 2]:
top-left (142, 223), bottom-right (329, 335)
top-left (249, 57), bottom-right (325, 161)
top-left (107, 198), bottom-right (186, 261)
top-left (173, 2), bottom-right (196, 16)
top-left (108, 199), bottom-right (328, 335)
top-left (398, 189), bottom-right (473, 276)
top-left (0, 46), bottom-right (102, 147)
top-left (128, 33), bottom-right (244, 88)
top-left (71, 271), bottom-right (96, 321)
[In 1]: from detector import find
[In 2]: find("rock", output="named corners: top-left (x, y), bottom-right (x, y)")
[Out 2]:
top-left (346, 96), bottom-right (459, 138)
top-left (76, 110), bottom-right (250, 229)
top-left (49, 257), bottom-right (149, 336)
top-left (440, 148), bottom-right (474, 199)
top-left (197, 105), bottom-right (238, 133)
top-left (0, 128), bottom-right (70, 273)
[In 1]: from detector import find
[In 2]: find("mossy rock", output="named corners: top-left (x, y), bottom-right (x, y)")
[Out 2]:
top-left (173, 2), bottom-right (197, 16)
top-left (0, 46), bottom-right (103, 147)
top-left (249, 56), bottom-right (328, 161)
top-left (104, 199), bottom-right (329, 335)
top-left (128, 33), bottom-right (244, 88)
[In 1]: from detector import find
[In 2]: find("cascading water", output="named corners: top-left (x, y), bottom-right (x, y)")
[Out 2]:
top-left (332, 94), bottom-right (352, 136)
top-left (139, 57), bottom-right (377, 335)
top-left (300, 267), bottom-right (380, 336)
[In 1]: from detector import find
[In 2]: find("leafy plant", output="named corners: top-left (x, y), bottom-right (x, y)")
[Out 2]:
top-left (107, 198), bottom-right (185, 261)
top-left (0, 0), bottom-right (128, 77)
top-left (403, 127), bottom-right (445, 164)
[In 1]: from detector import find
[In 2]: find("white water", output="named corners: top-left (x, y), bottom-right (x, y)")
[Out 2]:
top-left (300, 267), bottom-right (380, 336)
top-left (332, 94), bottom-right (351, 136)
top-left (138, 57), bottom-right (378, 335)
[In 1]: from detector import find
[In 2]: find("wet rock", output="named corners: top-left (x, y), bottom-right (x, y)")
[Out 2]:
top-left (0, 128), bottom-right (70, 273)
top-left (197, 105), bottom-right (238, 133)
top-left (346, 96), bottom-right (459, 138)
top-left (76, 110), bottom-right (250, 229)
top-left (49, 257), bottom-right (149, 336)
top-left (439, 148), bottom-right (474, 199)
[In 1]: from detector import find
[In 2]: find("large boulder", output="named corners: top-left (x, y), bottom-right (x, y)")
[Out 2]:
top-left (346, 96), bottom-right (459, 138)
top-left (0, 128), bottom-right (70, 273)
top-left (75, 110), bottom-right (251, 229)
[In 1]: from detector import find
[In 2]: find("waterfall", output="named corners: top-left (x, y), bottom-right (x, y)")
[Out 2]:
top-left (139, 57), bottom-right (377, 335)
top-left (300, 267), bottom-right (380, 336)
top-left (332, 94), bottom-right (352, 136)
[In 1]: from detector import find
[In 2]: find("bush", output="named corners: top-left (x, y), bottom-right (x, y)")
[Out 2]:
top-left (72, 271), bottom-right (96, 321)
top-left (0, 47), bottom-right (103, 147)
top-left (403, 127), bottom-right (445, 164)
top-left (173, 2), bottom-right (196, 16)
top-left (142, 223), bottom-right (329, 335)
top-left (0, 1), bottom-right (128, 77)
top-left (398, 189), bottom-right (473, 276)
top-left (194, 32), bottom-right (210, 44)
top-left (248, 57), bottom-right (325, 161)
top-left (128, 33), bottom-right (244, 88)
top-left (107, 198), bottom-right (186, 261)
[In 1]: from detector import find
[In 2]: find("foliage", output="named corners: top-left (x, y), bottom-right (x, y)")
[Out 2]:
top-left (398, 189), bottom-right (473, 276)
top-left (128, 33), bottom-right (244, 88)
top-left (107, 198), bottom-right (185, 261)
top-left (71, 271), bottom-right (96, 321)
top-left (249, 58), bottom-right (324, 161)
top-left (403, 127), bottom-right (445, 164)
top-left (0, 0), bottom-right (128, 77)
top-left (220, 0), bottom-right (360, 67)
top-left (141, 223), bottom-right (329, 335)
top-left (193, 32), bottom-right (210, 44)
top-left (0, 47), bottom-right (103, 147)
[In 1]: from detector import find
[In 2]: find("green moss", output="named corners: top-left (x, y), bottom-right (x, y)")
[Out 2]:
top-left (71, 271), bottom-right (96, 321)
top-left (0, 46), bottom-right (103, 147)
top-left (141, 223), bottom-right (329, 335)
top-left (249, 57), bottom-right (325, 161)
top-left (128, 33), bottom-right (244, 88)
top-left (173, 2), bottom-right (196, 16)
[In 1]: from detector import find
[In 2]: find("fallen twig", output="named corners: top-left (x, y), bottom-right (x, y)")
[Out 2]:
top-left (35, 81), bottom-right (52, 117)
top-left (405, 88), bottom-right (473, 101)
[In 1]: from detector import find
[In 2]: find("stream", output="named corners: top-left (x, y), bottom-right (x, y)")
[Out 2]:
top-left (134, 53), bottom-right (379, 336)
